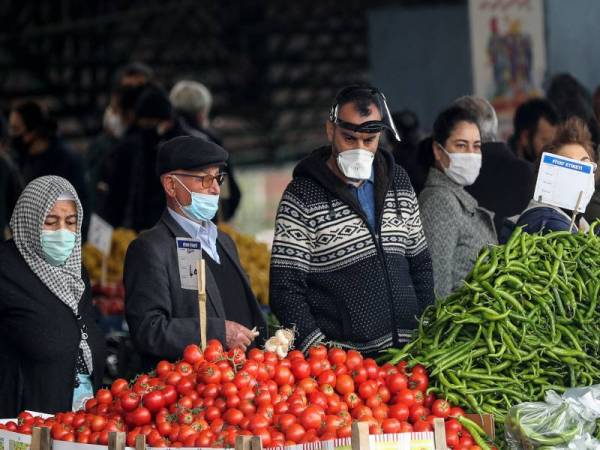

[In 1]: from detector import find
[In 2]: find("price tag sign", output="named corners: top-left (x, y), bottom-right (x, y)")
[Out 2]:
top-left (533, 152), bottom-right (595, 213)
top-left (176, 238), bottom-right (203, 290)
top-left (87, 214), bottom-right (114, 255)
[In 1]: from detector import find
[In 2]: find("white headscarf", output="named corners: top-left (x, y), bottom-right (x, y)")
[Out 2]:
top-left (10, 175), bottom-right (93, 373)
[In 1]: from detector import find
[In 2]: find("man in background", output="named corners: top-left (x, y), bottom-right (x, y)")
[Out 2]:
top-left (169, 81), bottom-right (241, 221)
top-left (509, 98), bottom-right (559, 163)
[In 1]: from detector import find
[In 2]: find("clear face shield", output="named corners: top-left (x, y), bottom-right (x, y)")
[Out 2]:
top-left (328, 86), bottom-right (401, 142)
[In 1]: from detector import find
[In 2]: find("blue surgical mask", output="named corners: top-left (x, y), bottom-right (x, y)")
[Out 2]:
top-left (173, 176), bottom-right (219, 221)
top-left (41, 229), bottom-right (77, 266)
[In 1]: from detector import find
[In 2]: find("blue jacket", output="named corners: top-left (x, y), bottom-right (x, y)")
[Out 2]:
top-left (499, 201), bottom-right (584, 243)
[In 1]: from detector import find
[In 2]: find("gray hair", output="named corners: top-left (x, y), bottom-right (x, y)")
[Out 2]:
top-left (453, 95), bottom-right (498, 143)
top-left (169, 80), bottom-right (213, 117)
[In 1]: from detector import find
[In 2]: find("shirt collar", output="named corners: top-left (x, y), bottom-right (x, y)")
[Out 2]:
top-left (167, 208), bottom-right (220, 263)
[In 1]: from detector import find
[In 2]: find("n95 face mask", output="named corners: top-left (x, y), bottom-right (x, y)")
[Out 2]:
top-left (336, 149), bottom-right (374, 180)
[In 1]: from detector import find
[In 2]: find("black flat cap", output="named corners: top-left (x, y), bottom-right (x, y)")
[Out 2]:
top-left (156, 136), bottom-right (229, 176)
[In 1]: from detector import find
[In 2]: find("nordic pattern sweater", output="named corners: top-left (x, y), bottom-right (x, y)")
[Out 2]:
top-left (269, 146), bottom-right (435, 356)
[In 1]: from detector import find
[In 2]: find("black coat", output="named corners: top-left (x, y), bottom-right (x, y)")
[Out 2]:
top-left (0, 240), bottom-right (106, 418)
top-left (124, 210), bottom-right (267, 371)
top-left (466, 142), bottom-right (535, 232)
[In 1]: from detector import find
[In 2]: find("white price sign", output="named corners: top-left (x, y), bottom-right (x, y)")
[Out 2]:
top-left (87, 214), bottom-right (114, 255)
top-left (176, 238), bottom-right (203, 291)
top-left (533, 153), bottom-right (595, 213)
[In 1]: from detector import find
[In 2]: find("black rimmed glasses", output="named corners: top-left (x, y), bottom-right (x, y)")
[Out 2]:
top-left (172, 172), bottom-right (228, 188)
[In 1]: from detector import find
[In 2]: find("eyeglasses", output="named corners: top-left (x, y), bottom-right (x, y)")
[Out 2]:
top-left (171, 172), bottom-right (227, 188)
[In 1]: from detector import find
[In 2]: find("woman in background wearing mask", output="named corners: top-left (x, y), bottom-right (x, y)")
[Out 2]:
top-left (419, 106), bottom-right (497, 298)
top-left (510, 117), bottom-right (596, 236)
top-left (0, 176), bottom-right (105, 417)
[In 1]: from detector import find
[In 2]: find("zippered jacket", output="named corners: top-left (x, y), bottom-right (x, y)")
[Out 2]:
top-left (269, 146), bottom-right (434, 355)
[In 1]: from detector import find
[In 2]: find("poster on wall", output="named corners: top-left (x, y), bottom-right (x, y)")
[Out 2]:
top-left (468, 0), bottom-right (546, 137)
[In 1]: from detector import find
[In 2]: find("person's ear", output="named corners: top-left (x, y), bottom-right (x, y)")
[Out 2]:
top-left (162, 175), bottom-right (176, 198)
top-left (519, 130), bottom-right (529, 148)
top-left (326, 121), bottom-right (334, 143)
top-left (432, 141), bottom-right (443, 162)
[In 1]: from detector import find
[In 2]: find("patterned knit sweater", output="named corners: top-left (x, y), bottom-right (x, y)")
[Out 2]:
top-left (269, 146), bottom-right (435, 355)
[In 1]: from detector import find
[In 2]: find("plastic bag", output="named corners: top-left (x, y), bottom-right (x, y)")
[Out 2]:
top-left (505, 385), bottom-right (600, 449)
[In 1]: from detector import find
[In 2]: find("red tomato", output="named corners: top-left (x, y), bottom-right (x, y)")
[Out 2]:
top-left (286, 423), bottom-right (306, 442)
top-left (328, 348), bottom-right (347, 366)
top-left (130, 407), bottom-right (151, 426)
top-left (142, 390), bottom-right (165, 413)
top-left (298, 377), bottom-right (318, 394)
top-left (411, 364), bottom-right (427, 376)
top-left (424, 392), bottom-right (436, 408)
top-left (345, 350), bottom-right (363, 370)
top-left (273, 365), bottom-right (294, 386)
top-left (248, 348), bottom-right (265, 362)
top-left (275, 413), bottom-right (297, 433)
top-left (382, 418), bottom-right (401, 434)
top-left (449, 406), bottom-right (466, 417)
top-left (446, 429), bottom-right (460, 448)
top-left (432, 399), bottom-right (451, 418)
top-left (183, 344), bottom-right (204, 364)
top-left (318, 369), bottom-right (336, 387)
top-left (410, 405), bottom-right (429, 423)
top-left (161, 385), bottom-right (177, 405)
top-left (413, 389), bottom-right (425, 405)
top-left (358, 380), bottom-right (378, 400)
top-left (389, 402), bottom-right (410, 421)
top-left (351, 366), bottom-right (368, 384)
top-left (351, 405), bottom-right (373, 420)
top-left (95, 389), bottom-right (113, 405)
top-left (399, 421), bottom-right (413, 433)
top-left (110, 378), bottom-right (129, 396)
top-left (396, 388), bottom-right (415, 406)
top-left (335, 374), bottom-right (355, 395)
top-left (343, 392), bottom-right (362, 409)
top-left (290, 359), bottom-right (310, 380)
top-left (372, 404), bottom-right (389, 421)
top-left (413, 419), bottom-right (432, 432)
top-left (363, 359), bottom-right (379, 380)
top-left (308, 345), bottom-right (328, 360)
top-left (387, 373), bottom-right (408, 393)
top-left (300, 405), bottom-right (325, 430)
top-left (409, 372), bottom-right (429, 391)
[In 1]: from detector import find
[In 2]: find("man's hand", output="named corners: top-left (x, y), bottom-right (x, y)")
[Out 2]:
top-left (225, 320), bottom-right (257, 351)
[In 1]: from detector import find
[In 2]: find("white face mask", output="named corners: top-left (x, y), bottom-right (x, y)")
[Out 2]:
top-left (336, 148), bottom-right (375, 180)
top-left (438, 143), bottom-right (482, 186)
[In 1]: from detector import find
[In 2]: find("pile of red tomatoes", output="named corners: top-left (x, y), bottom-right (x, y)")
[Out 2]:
top-left (1, 341), bottom-right (487, 449)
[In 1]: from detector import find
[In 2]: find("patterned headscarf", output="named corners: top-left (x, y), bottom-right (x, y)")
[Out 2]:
top-left (10, 176), bottom-right (93, 373)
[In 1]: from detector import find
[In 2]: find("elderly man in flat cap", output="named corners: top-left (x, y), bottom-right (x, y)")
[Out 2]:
top-left (124, 136), bottom-right (266, 369)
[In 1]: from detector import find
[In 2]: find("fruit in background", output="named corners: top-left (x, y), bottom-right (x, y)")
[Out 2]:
top-left (83, 228), bottom-right (137, 283)
top-left (219, 224), bottom-right (270, 305)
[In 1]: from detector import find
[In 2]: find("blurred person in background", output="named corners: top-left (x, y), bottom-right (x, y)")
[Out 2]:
top-left (507, 117), bottom-right (596, 237)
top-left (94, 84), bottom-right (147, 214)
top-left (0, 176), bottom-right (105, 416)
top-left (0, 114), bottom-right (23, 239)
top-left (455, 95), bottom-right (535, 233)
top-left (8, 101), bottom-right (90, 235)
top-left (270, 85), bottom-right (434, 355)
top-left (385, 109), bottom-right (429, 195)
top-left (509, 98), bottom-right (559, 163)
top-left (116, 61), bottom-right (154, 88)
top-left (547, 73), bottom-right (599, 147)
top-left (419, 105), bottom-right (497, 298)
top-left (99, 84), bottom-right (185, 231)
top-left (169, 80), bottom-right (241, 221)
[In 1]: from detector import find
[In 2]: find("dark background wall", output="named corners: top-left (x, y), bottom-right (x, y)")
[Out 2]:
top-left (368, 2), bottom-right (472, 132)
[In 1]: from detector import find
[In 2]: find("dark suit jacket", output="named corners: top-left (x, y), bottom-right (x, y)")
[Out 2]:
top-left (124, 210), bottom-right (267, 368)
top-left (466, 141), bottom-right (535, 233)
top-left (0, 240), bottom-right (105, 418)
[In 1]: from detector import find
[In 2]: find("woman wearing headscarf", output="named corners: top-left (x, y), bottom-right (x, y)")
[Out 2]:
top-left (0, 176), bottom-right (105, 417)
top-left (418, 105), bottom-right (497, 298)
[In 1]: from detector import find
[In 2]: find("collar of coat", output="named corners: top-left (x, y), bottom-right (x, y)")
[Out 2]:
top-left (426, 167), bottom-right (479, 214)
